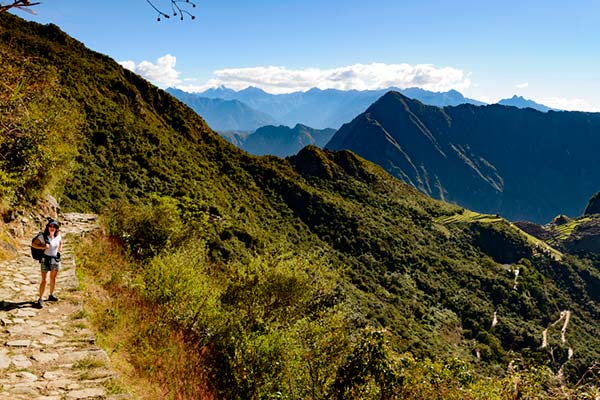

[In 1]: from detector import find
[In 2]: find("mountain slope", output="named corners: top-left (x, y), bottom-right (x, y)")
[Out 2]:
top-left (327, 91), bottom-right (600, 223)
top-left (3, 13), bottom-right (600, 397)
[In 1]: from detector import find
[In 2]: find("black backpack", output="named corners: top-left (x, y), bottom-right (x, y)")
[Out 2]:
top-left (30, 232), bottom-right (46, 261)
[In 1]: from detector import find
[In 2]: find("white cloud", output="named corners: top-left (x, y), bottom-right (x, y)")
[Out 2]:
top-left (540, 97), bottom-right (600, 112)
top-left (118, 54), bottom-right (181, 88)
top-left (119, 60), bottom-right (136, 72)
top-left (179, 63), bottom-right (472, 94)
top-left (115, 55), bottom-right (600, 113)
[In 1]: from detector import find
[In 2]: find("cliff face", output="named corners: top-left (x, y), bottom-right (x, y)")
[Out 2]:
top-left (585, 192), bottom-right (600, 215)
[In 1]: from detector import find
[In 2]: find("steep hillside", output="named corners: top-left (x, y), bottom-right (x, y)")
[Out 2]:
top-left (2, 13), bottom-right (600, 398)
top-left (327, 91), bottom-right (600, 223)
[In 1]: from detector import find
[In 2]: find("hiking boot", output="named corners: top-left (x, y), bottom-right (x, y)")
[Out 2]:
top-left (47, 294), bottom-right (58, 302)
top-left (34, 299), bottom-right (43, 309)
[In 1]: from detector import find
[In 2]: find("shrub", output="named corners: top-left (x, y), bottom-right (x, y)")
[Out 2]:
top-left (103, 195), bottom-right (187, 259)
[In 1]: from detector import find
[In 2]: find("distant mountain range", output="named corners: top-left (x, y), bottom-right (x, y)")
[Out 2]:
top-left (169, 86), bottom-right (486, 130)
top-left (221, 124), bottom-right (336, 157)
top-left (326, 91), bottom-right (600, 223)
top-left (498, 95), bottom-right (555, 112)
top-left (170, 85), bottom-right (559, 167)
top-left (167, 88), bottom-right (277, 131)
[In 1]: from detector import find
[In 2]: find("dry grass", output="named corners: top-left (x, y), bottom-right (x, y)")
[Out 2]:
top-left (75, 234), bottom-right (215, 400)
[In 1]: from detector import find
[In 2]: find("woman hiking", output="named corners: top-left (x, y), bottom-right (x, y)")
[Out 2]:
top-left (32, 219), bottom-right (63, 309)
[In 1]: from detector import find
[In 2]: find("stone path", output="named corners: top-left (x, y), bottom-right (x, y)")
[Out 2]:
top-left (0, 213), bottom-right (130, 399)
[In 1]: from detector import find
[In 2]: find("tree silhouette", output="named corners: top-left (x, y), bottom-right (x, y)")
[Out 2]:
top-left (0, 1), bottom-right (197, 20)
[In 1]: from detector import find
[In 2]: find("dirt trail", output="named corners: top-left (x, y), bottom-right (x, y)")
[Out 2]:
top-left (0, 213), bottom-right (130, 399)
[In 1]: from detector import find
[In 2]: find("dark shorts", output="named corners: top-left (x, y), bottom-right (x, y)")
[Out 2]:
top-left (40, 257), bottom-right (61, 272)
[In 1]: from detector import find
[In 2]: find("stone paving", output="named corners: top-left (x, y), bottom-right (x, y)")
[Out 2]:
top-left (0, 213), bottom-right (130, 399)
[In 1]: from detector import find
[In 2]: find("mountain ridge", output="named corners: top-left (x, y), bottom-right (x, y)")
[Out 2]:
top-left (220, 123), bottom-right (336, 157)
top-left (183, 85), bottom-right (485, 129)
top-left (497, 94), bottom-right (555, 112)
top-left (166, 87), bottom-right (277, 131)
top-left (327, 91), bottom-right (600, 223)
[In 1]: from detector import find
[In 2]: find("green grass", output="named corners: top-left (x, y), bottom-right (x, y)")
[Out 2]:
top-left (553, 217), bottom-right (592, 241)
top-left (73, 356), bottom-right (107, 371)
top-left (435, 209), bottom-right (564, 260)
top-left (434, 209), bottom-right (503, 224)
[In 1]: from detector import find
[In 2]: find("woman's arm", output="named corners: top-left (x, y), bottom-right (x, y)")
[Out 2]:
top-left (31, 241), bottom-right (49, 250)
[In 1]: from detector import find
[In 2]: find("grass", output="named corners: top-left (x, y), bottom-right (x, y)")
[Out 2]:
top-left (71, 309), bottom-right (89, 320)
top-left (435, 209), bottom-right (564, 261)
top-left (0, 224), bottom-right (19, 262)
top-left (434, 209), bottom-right (503, 224)
top-left (552, 217), bottom-right (592, 241)
top-left (73, 356), bottom-right (107, 371)
top-left (74, 234), bottom-right (215, 400)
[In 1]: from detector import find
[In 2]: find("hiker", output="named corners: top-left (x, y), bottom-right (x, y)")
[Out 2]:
top-left (32, 219), bottom-right (63, 308)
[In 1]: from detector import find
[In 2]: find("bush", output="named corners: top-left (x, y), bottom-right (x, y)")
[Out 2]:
top-left (103, 195), bottom-right (187, 258)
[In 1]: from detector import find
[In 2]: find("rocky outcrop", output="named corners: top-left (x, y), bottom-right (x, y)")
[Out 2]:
top-left (584, 192), bottom-right (600, 215)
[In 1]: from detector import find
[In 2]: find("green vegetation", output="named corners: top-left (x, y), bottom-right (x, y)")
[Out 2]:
top-left (3, 12), bottom-right (600, 399)
top-left (552, 217), bottom-right (592, 241)
top-left (435, 210), bottom-right (563, 260)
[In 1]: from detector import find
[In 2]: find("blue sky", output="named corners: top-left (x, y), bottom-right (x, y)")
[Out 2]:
top-left (12, 0), bottom-right (600, 111)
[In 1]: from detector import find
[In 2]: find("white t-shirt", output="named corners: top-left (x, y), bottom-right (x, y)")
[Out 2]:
top-left (44, 234), bottom-right (62, 257)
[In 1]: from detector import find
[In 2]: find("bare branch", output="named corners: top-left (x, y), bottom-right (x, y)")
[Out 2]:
top-left (147, 0), bottom-right (196, 21)
top-left (0, 1), bottom-right (197, 21)
top-left (0, 1), bottom-right (41, 13)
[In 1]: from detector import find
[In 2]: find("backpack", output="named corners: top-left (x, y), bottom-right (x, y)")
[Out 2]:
top-left (31, 232), bottom-right (46, 261)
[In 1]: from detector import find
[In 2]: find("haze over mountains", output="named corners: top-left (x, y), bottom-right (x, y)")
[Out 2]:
top-left (167, 88), bottom-right (277, 131)
top-left (327, 91), bottom-right (600, 223)
top-left (498, 95), bottom-right (556, 112)
top-left (168, 85), bottom-right (486, 131)
top-left (220, 124), bottom-right (336, 158)
top-left (169, 85), bottom-right (556, 132)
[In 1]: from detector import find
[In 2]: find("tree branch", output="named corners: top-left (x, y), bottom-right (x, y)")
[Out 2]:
top-left (0, 1), bottom-right (197, 21)
top-left (0, 1), bottom-right (41, 13)
top-left (147, 0), bottom-right (196, 21)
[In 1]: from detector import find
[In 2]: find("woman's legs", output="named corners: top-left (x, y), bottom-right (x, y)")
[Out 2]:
top-left (38, 270), bottom-right (48, 299)
top-left (48, 269), bottom-right (58, 298)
